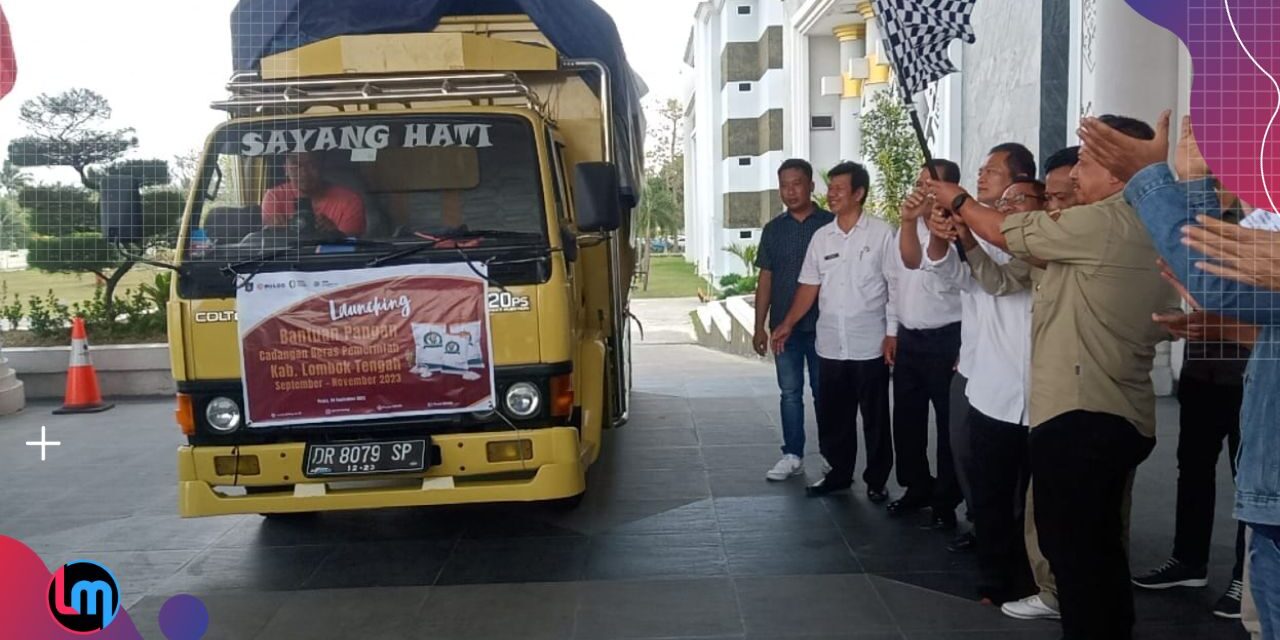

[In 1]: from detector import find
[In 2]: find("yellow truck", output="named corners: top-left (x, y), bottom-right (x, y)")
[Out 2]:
top-left (101, 4), bottom-right (644, 517)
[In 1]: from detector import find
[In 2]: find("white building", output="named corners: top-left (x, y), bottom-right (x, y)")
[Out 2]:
top-left (684, 0), bottom-right (1187, 386)
top-left (682, 0), bottom-right (788, 281)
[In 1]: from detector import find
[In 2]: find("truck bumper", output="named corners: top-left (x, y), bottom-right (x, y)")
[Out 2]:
top-left (177, 427), bottom-right (587, 517)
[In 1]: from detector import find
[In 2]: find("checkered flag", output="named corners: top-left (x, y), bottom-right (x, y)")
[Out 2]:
top-left (873, 0), bottom-right (977, 95)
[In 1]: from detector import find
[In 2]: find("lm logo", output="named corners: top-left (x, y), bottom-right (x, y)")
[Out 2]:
top-left (47, 560), bottom-right (120, 633)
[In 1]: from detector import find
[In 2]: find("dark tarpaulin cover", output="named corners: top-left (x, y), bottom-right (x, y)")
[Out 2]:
top-left (230, 0), bottom-right (645, 205)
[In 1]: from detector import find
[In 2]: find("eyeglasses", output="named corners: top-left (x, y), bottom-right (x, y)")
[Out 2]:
top-left (996, 193), bottom-right (1046, 209)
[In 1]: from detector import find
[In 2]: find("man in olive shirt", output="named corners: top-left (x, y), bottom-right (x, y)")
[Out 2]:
top-left (926, 115), bottom-right (1180, 640)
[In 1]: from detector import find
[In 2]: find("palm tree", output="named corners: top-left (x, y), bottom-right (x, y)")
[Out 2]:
top-left (723, 243), bottom-right (759, 277)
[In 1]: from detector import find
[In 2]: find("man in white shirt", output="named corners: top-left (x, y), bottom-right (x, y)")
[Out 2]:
top-left (772, 161), bottom-right (898, 498)
top-left (891, 160), bottom-right (966, 525)
top-left (921, 178), bottom-right (1037, 607)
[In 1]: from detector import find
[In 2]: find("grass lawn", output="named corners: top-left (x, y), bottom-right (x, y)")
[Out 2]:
top-left (633, 255), bottom-right (708, 299)
top-left (0, 267), bottom-right (162, 306)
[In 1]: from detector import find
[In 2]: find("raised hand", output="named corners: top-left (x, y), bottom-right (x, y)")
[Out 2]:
top-left (1184, 214), bottom-right (1280, 292)
top-left (900, 188), bottom-right (931, 222)
top-left (1077, 109), bottom-right (1172, 182)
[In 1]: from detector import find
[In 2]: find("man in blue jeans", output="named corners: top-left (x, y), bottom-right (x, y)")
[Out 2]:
top-left (754, 158), bottom-right (834, 481)
top-left (1080, 111), bottom-right (1280, 637)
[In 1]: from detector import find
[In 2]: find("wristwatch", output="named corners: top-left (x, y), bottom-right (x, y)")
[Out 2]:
top-left (950, 192), bottom-right (971, 213)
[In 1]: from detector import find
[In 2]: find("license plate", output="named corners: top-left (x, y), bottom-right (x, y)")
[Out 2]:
top-left (304, 440), bottom-right (427, 477)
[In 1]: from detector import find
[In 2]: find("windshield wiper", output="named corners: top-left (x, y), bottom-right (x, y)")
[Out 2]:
top-left (223, 238), bottom-right (392, 289)
top-left (368, 230), bottom-right (541, 268)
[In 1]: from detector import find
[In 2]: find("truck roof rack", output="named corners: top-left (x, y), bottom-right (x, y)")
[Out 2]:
top-left (211, 71), bottom-right (549, 118)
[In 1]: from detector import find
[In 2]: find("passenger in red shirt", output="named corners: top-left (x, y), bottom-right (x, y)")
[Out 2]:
top-left (261, 153), bottom-right (367, 237)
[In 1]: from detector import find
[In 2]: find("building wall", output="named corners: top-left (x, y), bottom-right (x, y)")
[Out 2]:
top-left (683, 0), bottom-right (786, 281)
top-left (959, 0), bottom-right (1043, 187)
top-left (807, 35), bottom-right (841, 178)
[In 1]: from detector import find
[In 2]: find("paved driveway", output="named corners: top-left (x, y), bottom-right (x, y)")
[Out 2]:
top-left (0, 343), bottom-right (1247, 639)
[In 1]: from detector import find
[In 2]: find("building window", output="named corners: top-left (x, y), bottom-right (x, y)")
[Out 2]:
top-left (737, 157), bottom-right (752, 166)
top-left (810, 115), bottom-right (835, 130)
top-left (738, 82), bottom-right (752, 92)
top-left (739, 231), bottom-right (752, 239)
top-left (736, 5), bottom-right (751, 15)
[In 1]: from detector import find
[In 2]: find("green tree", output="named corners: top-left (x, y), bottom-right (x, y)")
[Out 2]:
top-left (860, 91), bottom-right (923, 226)
top-left (7, 89), bottom-right (138, 188)
top-left (8, 89), bottom-right (177, 318)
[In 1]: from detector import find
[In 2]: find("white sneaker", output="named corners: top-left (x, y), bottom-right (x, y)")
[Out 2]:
top-left (766, 454), bottom-right (804, 481)
top-left (1001, 594), bottom-right (1060, 620)
top-left (820, 457), bottom-right (832, 475)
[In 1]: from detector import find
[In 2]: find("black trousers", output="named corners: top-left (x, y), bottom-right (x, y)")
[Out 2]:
top-left (1030, 410), bottom-right (1155, 640)
top-left (818, 356), bottom-right (892, 489)
top-left (892, 323), bottom-right (962, 512)
top-left (968, 408), bottom-right (1033, 603)
top-left (1174, 376), bottom-right (1246, 579)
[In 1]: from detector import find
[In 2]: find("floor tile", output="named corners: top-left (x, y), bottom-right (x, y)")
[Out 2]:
top-left (435, 536), bottom-right (588, 585)
top-left (128, 591), bottom-right (290, 640)
top-left (869, 575), bottom-right (1044, 633)
top-left (301, 539), bottom-right (456, 588)
top-left (723, 527), bottom-right (861, 576)
top-left (416, 582), bottom-right (578, 639)
top-left (574, 577), bottom-right (742, 639)
top-left (155, 545), bottom-right (333, 593)
top-left (714, 495), bottom-right (839, 532)
top-left (735, 574), bottom-right (896, 636)
top-left (254, 587), bottom-right (430, 640)
top-left (585, 531), bottom-right (726, 580)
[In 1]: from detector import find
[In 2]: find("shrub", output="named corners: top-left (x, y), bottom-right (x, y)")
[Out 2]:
top-left (27, 290), bottom-right (70, 340)
top-left (0, 283), bottom-right (22, 330)
top-left (717, 273), bottom-right (758, 299)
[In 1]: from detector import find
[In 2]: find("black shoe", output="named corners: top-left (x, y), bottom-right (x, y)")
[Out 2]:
top-left (1213, 579), bottom-right (1244, 619)
top-left (947, 531), bottom-right (976, 553)
top-left (806, 476), bottom-right (852, 497)
top-left (886, 491), bottom-right (931, 516)
top-left (1132, 558), bottom-right (1209, 590)
top-left (866, 487), bottom-right (889, 504)
top-left (919, 512), bottom-right (958, 531)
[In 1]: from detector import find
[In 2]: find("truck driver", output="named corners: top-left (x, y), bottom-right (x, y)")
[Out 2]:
top-left (261, 152), bottom-right (367, 237)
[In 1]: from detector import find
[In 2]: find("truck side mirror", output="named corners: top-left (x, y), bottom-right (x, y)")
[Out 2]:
top-left (99, 175), bottom-right (144, 245)
top-left (573, 162), bottom-right (622, 233)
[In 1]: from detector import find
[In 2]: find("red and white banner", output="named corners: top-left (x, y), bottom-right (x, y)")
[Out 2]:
top-left (236, 263), bottom-right (495, 427)
top-left (0, 4), bottom-right (15, 101)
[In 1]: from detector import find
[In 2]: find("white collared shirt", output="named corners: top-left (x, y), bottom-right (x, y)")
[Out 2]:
top-left (799, 213), bottom-right (899, 361)
top-left (921, 238), bottom-right (1032, 425)
top-left (896, 220), bottom-right (964, 330)
top-left (1243, 209), bottom-right (1280, 231)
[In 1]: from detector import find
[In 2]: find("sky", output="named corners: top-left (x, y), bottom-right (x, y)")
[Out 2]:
top-left (0, 0), bottom-right (697, 183)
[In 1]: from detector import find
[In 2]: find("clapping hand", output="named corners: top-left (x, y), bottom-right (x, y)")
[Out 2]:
top-left (1183, 215), bottom-right (1280, 292)
top-left (1078, 110), bottom-right (1172, 182)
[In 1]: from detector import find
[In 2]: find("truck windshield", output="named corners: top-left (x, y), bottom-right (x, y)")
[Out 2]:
top-left (186, 114), bottom-right (546, 261)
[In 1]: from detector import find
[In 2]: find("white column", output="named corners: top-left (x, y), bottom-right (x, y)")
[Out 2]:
top-left (1089, 0), bottom-right (1179, 123)
top-left (834, 24), bottom-right (867, 163)
top-left (1074, 0), bottom-right (1181, 396)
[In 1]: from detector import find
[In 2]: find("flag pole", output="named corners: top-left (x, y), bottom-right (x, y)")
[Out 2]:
top-left (874, 33), bottom-right (967, 259)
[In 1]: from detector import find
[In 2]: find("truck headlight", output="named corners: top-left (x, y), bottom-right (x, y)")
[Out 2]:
top-left (205, 397), bottom-right (243, 433)
top-left (503, 383), bottom-right (541, 418)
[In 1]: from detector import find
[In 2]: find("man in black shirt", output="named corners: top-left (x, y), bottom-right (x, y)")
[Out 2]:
top-left (754, 159), bottom-right (835, 481)
top-left (1132, 197), bottom-right (1255, 620)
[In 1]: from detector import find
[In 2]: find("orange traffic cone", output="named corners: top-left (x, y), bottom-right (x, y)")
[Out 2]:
top-left (53, 317), bottom-right (114, 415)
